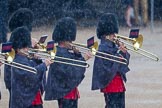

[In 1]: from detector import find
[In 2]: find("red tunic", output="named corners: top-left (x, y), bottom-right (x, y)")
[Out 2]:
top-left (32, 91), bottom-right (42, 105)
top-left (101, 73), bottom-right (125, 93)
top-left (64, 87), bottom-right (80, 100)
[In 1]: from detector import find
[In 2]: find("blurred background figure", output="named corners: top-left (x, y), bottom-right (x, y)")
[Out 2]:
top-left (133, 0), bottom-right (148, 27)
top-left (122, 0), bottom-right (134, 27)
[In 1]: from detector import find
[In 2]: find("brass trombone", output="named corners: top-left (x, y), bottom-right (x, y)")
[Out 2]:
top-left (114, 34), bottom-right (159, 61)
top-left (28, 47), bottom-right (90, 68)
top-left (0, 49), bottom-right (37, 74)
top-left (71, 42), bottom-right (128, 65)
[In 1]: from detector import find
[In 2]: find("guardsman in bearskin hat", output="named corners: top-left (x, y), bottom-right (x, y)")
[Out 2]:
top-left (4, 8), bottom-right (34, 108)
top-left (4, 8), bottom-right (34, 89)
top-left (4, 8), bottom-right (47, 108)
top-left (91, 13), bottom-right (130, 108)
top-left (44, 17), bottom-right (92, 108)
top-left (8, 8), bottom-right (34, 32)
top-left (9, 26), bottom-right (52, 108)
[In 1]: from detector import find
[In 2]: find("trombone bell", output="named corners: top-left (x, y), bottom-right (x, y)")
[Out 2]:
top-left (6, 48), bottom-right (15, 63)
top-left (132, 34), bottom-right (143, 50)
top-left (50, 51), bottom-right (56, 59)
top-left (90, 42), bottom-right (98, 55)
top-left (91, 48), bottom-right (97, 55)
top-left (115, 34), bottom-right (159, 61)
top-left (133, 42), bottom-right (140, 50)
top-left (115, 34), bottom-right (143, 50)
top-left (7, 56), bottom-right (13, 63)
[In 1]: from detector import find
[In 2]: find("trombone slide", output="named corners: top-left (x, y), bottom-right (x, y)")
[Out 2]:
top-left (0, 51), bottom-right (37, 73)
top-left (0, 58), bottom-right (37, 74)
top-left (28, 50), bottom-right (90, 68)
top-left (72, 42), bottom-right (128, 65)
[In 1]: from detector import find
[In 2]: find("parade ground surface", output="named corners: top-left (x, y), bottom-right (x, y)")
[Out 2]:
top-left (0, 22), bottom-right (162, 108)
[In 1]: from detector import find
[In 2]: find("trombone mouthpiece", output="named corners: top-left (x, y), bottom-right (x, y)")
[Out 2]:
top-left (86, 64), bottom-right (90, 68)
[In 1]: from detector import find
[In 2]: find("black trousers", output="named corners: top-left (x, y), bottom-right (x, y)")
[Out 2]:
top-left (104, 92), bottom-right (125, 108)
top-left (28, 104), bottom-right (43, 108)
top-left (0, 91), bottom-right (1, 100)
top-left (8, 89), bottom-right (11, 108)
top-left (58, 98), bottom-right (78, 108)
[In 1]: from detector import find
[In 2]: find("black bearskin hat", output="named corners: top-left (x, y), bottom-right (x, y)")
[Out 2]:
top-left (9, 26), bottom-right (31, 50)
top-left (96, 13), bottom-right (119, 39)
top-left (52, 17), bottom-right (76, 43)
top-left (8, 8), bottom-right (34, 32)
